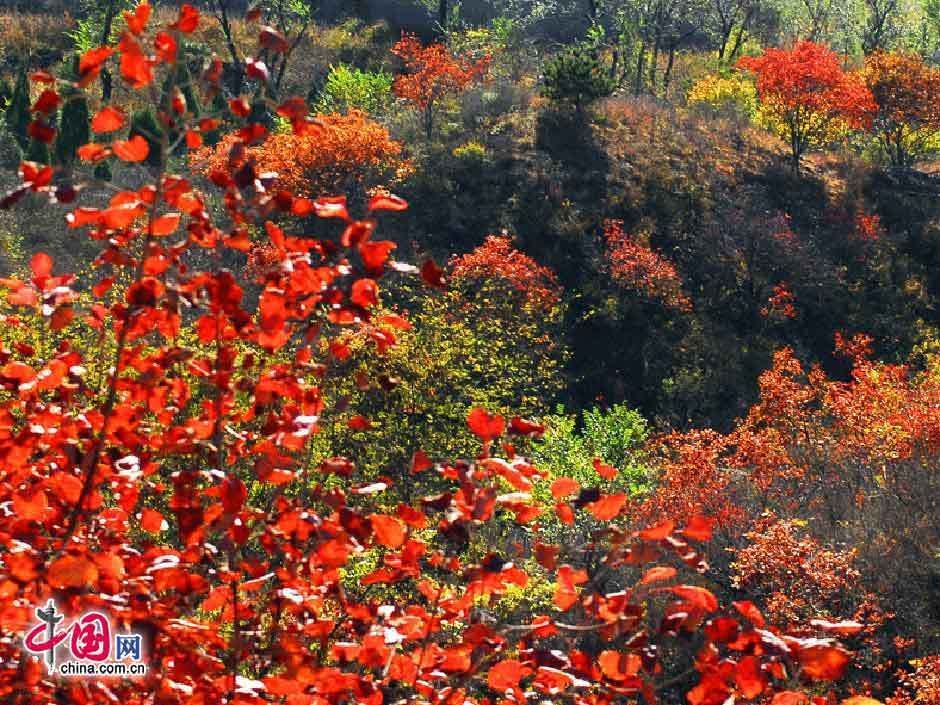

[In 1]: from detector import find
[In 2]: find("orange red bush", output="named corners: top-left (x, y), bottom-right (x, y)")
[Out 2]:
top-left (190, 110), bottom-right (409, 197)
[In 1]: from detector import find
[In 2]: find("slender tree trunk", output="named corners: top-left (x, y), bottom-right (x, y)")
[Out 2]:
top-left (212, 0), bottom-right (245, 94)
top-left (99, 0), bottom-right (118, 101)
top-left (648, 38), bottom-right (660, 95)
top-left (438, 0), bottom-right (449, 39)
top-left (634, 42), bottom-right (646, 96)
top-left (425, 104), bottom-right (433, 140)
top-left (663, 45), bottom-right (676, 95)
top-left (717, 24), bottom-right (731, 61)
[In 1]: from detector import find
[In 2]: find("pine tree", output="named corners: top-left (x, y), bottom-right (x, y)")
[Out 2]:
top-left (54, 95), bottom-right (91, 167)
top-left (5, 68), bottom-right (30, 151)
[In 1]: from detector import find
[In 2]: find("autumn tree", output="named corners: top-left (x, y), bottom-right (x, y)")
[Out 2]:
top-left (863, 51), bottom-right (940, 167)
top-left (191, 110), bottom-right (410, 201)
top-left (737, 40), bottom-right (875, 169)
top-left (391, 33), bottom-right (489, 139)
top-left (603, 218), bottom-right (692, 311)
top-left (639, 335), bottom-right (940, 667)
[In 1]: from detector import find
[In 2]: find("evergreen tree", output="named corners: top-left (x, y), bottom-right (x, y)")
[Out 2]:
top-left (542, 43), bottom-right (616, 114)
top-left (5, 68), bottom-right (30, 151)
top-left (25, 137), bottom-right (51, 165)
top-left (54, 95), bottom-right (91, 167)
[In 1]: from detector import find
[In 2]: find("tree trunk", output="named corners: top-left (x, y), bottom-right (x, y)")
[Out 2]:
top-left (438, 0), bottom-right (449, 39)
top-left (99, 0), bottom-right (118, 101)
top-left (648, 38), bottom-right (660, 96)
top-left (425, 104), bottom-right (434, 140)
top-left (663, 45), bottom-right (676, 95)
top-left (634, 42), bottom-right (646, 96)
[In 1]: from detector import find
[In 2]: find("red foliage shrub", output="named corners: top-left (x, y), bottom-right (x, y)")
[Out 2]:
top-left (190, 110), bottom-right (408, 197)
top-left (450, 233), bottom-right (561, 309)
top-left (603, 219), bottom-right (692, 311)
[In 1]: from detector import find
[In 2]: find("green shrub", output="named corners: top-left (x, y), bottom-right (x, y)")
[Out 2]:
top-left (532, 403), bottom-right (653, 497)
top-left (315, 63), bottom-right (394, 116)
top-left (542, 43), bottom-right (616, 112)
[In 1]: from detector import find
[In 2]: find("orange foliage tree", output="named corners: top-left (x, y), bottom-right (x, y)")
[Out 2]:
top-left (603, 219), bottom-right (692, 311)
top-left (639, 335), bottom-right (940, 693)
top-left (191, 110), bottom-right (409, 200)
top-left (391, 33), bottom-right (489, 138)
top-left (450, 233), bottom-right (562, 311)
top-left (737, 41), bottom-right (875, 169)
top-left (862, 51), bottom-right (940, 167)
top-left (0, 4), bottom-right (890, 705)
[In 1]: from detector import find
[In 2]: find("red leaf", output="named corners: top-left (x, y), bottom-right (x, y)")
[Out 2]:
top-left (669, 585), bottom-right (719, 612)
top-left (639, 520), bottom-right (675, 541)
top-left (421, 258), bottom-right (446, 288)
top-left (358, 241), bottom-right (396, 273)
top-left (140, 508), bottom-right (165, 532)
top-left (27, 120), bottom-right (55, 144)
top-left (638, 566), bottom-right (677, 586)
top-left (586, 493), bottom-right (626, 520)
top-left (245, 57), bottom-right (270, 82)
top-left (221, 476), bottom-right (247, 514)
top-left (123, 2), bottom-right (151, 35)
top-left (550, 477), bottom-right (580, 500)
top-left (171, 4), bottom-right (200, 32)
top-left (368, 194), bottom-right (408, 212)
top-left (21, 161), bottom-right (53, 188)
top-left (350, 278), bottom-right (379, 308)
top-left (79, 46), bottom-right (114, 86)
top-left (48, 555), bottom-right (99, 589)
top-left (31, 89), bottom-right (60, 114)
top-left (78, 143), bottom-right (111, 162)
top-left (509, 416), bottom-right (545, 436)
top-left (119, 35), bottom-right (153, 87)
top-left (598, 650), bottom-right (641, 681)
top-left (347, 414), bottom-right (372, 431)
top-left (229, 97), bottom-right (252, 118)
top-left (185, 130), bottom-right (203, 149)
top-left (735, 655), bottom-right (767, 699)
top-left (370, 514), bottom-right (405, 548)
top-left (411, 449), bottom-right (432, 474)
top-left (593, 457), bottom-right (618, 479)
top-left (555, 502), bottom-right (574, 524)
top-left (313, 196), bottom-right (349, 220)
top-left (259, 25), bottom-right (290, 53)
top-left (30, 252), bottom-right (53, 280)
top-left (113, 135), bottom-right (150, 162)
top-left (797, 644), bottom-right (851, 681)
top-left (683, 515), bottom-right (716, 542)
top-left (733, 600), bottom-right (767, 628)
top-left (30, 71), bottom-right (56, 85)
top-left (149, 212), bottom-right (181, 236)
top-left (488, 659), bottom-right (532, 692)
top-left (554, 564), bottom-right (588, 610)
top-left (92, 106), bottom-right (126, 133)
top-left (467, 407), bottom-right (505, 441)
top-left (155, 31), bottom-right (178, 64)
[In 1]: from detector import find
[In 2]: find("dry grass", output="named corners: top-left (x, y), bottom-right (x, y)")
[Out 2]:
top-left (0, 10), bottom-right (74, 71)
